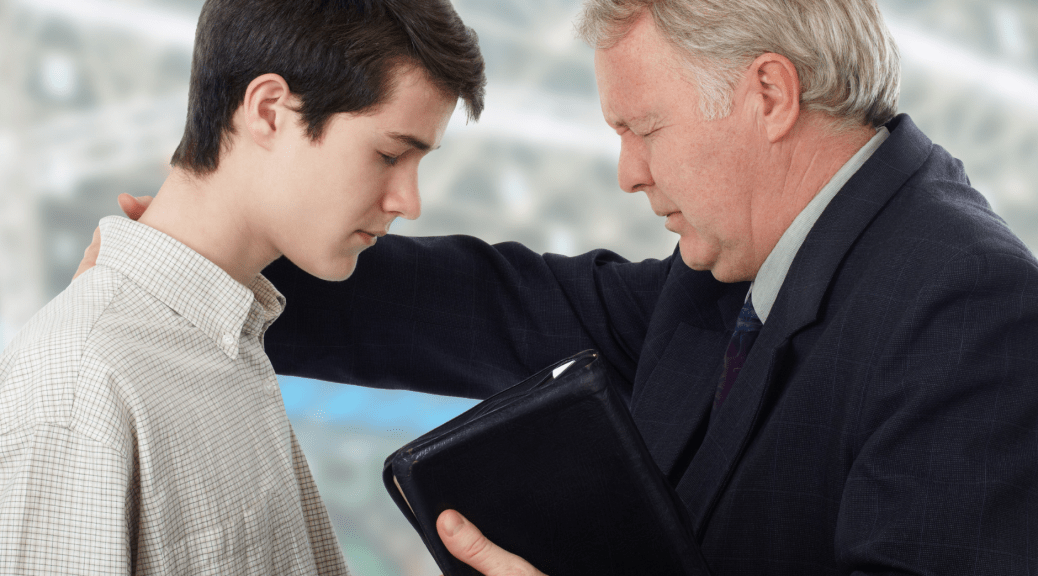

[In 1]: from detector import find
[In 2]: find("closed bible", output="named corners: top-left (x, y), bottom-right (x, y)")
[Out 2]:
top-left (382, 350), bottom-right (709, 576)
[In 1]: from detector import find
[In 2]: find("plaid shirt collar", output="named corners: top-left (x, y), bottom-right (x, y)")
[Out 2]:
top-left (95, 216), bottom-right (285, 359)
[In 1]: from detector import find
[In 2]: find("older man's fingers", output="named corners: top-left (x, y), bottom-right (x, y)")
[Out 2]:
top-left (73, 192), bottom-right (151, 282)
top-left (117, 193), bottom-right (153, 221)
top-left (72, 226), bottom-right (102, 281)
top-left (437, 509), bottom-right (546, 576)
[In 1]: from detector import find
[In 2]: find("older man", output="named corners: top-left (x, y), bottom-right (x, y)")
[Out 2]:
top-left (93, 0), bottom-right (1037, 574)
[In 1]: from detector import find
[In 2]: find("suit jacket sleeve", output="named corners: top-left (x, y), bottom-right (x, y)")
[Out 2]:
top-left (263, 234), bottom-right (676, 400)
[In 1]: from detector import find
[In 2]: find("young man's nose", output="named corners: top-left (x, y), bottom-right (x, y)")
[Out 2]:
top-left (384, 173), bottom-right (422, 220)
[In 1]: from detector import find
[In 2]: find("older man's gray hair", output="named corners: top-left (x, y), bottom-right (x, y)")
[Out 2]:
top-left (577, 0), bottom-right (901, 130)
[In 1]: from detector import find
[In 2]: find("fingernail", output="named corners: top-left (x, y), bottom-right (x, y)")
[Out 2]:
top-left (443, 511), bottom-right (463, 536)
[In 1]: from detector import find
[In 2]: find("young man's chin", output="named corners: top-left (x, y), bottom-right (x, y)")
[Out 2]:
top-left (296, 256), bottom-right (359, 283)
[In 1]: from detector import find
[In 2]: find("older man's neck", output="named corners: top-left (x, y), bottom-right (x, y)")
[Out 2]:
top-left (745, 115), bottom-right (878, 278)
top-left (780, 115), bottom-right (876, 200)
top-left (781, 115), bottom-right (876, 203)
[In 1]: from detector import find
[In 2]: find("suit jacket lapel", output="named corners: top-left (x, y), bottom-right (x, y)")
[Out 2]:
top-left (674, 115), bottom-right (935, 536)
top-left (629, 257), bottom-right (748, 480)
top-left (767, 115), bottom-right (932, 334)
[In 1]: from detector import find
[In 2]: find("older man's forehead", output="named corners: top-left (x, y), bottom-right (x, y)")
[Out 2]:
top-left (594, 17), bottom-right (680, 131)
top-left (597, 58), bottom-right (664, 129)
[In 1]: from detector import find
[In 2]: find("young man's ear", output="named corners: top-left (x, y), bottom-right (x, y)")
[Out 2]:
top-left (743, 52), bottom-right (801, 143)
top-left (241, 73), bottom-right (297, 150)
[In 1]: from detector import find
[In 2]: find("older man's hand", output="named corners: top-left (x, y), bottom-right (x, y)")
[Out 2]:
top-left (116, 193), bottom-right (153, 221)
top-left (437, 510), bottom-right (547, 576)
top-left (72, 194), bottom-right (152, 281)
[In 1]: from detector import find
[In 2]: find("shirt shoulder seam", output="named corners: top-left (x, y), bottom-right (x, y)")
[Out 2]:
top-left (66, 272), bottom-right (136, 449)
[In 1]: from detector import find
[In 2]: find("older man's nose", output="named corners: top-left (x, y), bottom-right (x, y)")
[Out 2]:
top-left (617, 136), bottom-right (653, 193)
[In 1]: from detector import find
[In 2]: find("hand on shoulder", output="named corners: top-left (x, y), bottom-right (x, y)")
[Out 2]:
top-left (72, 194), bottom-right (152, 281)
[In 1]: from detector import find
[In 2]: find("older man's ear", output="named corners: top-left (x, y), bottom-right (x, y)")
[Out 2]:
top-left (746, 52), bottom-right (802, 144)
top-left (72, 194), bottom-right (153, 281)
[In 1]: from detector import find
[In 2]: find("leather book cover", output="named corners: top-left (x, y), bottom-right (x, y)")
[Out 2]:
top-left (382, 350), bottom-right (710, 576)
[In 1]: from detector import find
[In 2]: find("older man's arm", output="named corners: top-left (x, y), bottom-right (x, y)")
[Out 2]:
top-left (77, 196), bottom-right (673, 402)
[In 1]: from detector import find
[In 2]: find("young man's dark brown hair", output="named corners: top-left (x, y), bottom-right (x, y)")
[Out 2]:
top-left (171, 0), bottom-right (486, 175)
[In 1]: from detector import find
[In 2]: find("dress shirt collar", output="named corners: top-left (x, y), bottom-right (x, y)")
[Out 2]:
top-left (95, 216), bottom-right (285, 359)
top-left (749, 126), bottom-right (890, 323)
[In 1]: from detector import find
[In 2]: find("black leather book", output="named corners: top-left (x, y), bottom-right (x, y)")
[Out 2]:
top-left (382, 350), bottom-right (710, 576)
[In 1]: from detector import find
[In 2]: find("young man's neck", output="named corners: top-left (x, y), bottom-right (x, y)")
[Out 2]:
top-left (138, 165), bottom-right (279, 287)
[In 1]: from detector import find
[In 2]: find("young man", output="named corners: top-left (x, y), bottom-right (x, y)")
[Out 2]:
top-left (0, 0), bottom-right (484, 573)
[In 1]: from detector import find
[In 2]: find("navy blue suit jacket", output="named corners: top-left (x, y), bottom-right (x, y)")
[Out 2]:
top-left (264, 115), bottom-right (1038, 574)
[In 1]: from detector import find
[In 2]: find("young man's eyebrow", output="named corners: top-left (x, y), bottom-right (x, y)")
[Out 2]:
top-left (387, 132), bottom-right (436, 151)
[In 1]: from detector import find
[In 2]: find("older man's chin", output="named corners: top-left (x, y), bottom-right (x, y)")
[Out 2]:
top-left (678, 243), bottom-right (754, 284)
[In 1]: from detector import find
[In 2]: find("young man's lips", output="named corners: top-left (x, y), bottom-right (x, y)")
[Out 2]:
top-left (357, 230), bottom-right (380, 245)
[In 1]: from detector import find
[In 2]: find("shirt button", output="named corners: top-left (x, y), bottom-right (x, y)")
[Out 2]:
top-left (222, 334), bottom-right (235, 347)
top-left (266, 381), bottom-right (277, 396)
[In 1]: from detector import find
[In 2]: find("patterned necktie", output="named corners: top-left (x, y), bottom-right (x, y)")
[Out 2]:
top-left (713, 296), bottom-right (763, 412)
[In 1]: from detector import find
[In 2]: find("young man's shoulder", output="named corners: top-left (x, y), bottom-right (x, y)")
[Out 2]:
top-left (0, 264), bottom-right (166, 439)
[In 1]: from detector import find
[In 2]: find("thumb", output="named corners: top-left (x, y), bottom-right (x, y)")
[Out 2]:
top-left (72, 226), bottom-right (102, 281)
top-left (437, 510), bottom-right (545, 576)
top-left (118, 193), bottom-right (153, 221)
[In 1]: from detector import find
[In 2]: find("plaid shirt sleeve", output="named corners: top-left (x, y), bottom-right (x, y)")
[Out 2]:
top-left (0, 422), bottom-right (132, 575)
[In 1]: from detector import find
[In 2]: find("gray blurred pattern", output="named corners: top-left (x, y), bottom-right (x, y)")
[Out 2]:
top-left (1, 0), bottom-right (1036, 574)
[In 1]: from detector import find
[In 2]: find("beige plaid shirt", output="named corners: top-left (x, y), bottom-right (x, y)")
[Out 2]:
top-left (0, 216), bottom-right (349, 575)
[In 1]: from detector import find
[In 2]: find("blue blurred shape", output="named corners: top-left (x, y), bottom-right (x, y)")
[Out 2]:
top-left (279, 375), bottom-right (479, 433)
top-left (322, 385), bottom-right (376, 421)
top-left (279, 375), bottom-right (317, 414)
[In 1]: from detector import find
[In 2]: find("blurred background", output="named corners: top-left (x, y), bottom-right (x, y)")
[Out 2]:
top-left (1, 0), bottom-right (1036, 573)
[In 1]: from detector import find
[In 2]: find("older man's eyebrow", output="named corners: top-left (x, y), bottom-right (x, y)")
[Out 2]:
top-left (611, 113), bottom-right (659, 133)
top-left (387, 132), bottom-right (436, 151)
